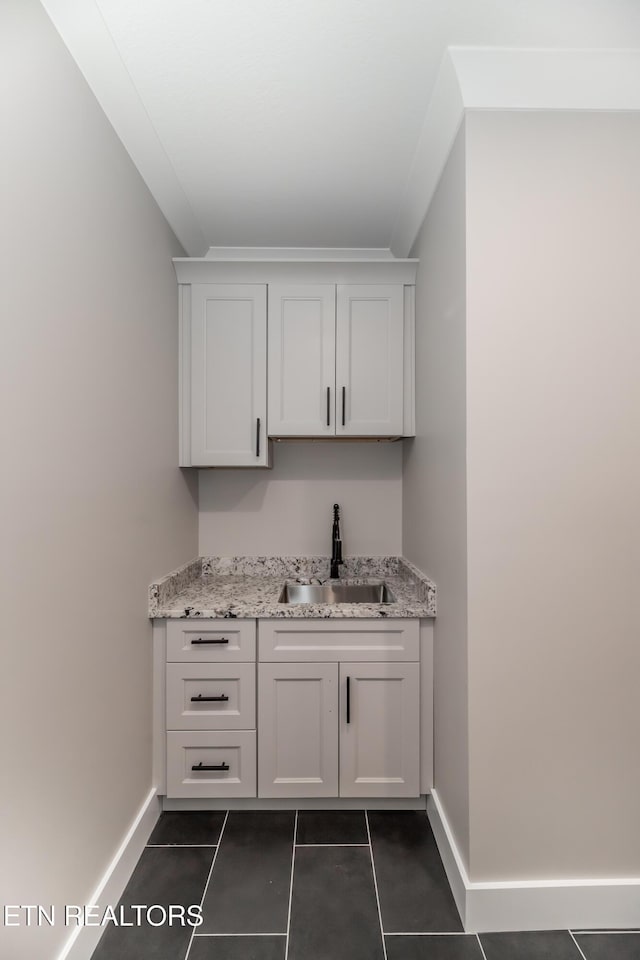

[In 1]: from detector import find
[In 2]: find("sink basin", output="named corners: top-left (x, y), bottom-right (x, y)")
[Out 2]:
top-left (279, 583), bottom-right (396, 604)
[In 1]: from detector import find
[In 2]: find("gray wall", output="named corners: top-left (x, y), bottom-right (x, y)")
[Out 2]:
top-left (199, 441), bottom-right (403, 556)
top-left (0, 3), bottom-right (198, 957)
top-left (402, 126), bottom-right (470, 868)
top-left (405, 110), bottom-right (640, 883)
top-left (465, 110), bottom-right (640, 879)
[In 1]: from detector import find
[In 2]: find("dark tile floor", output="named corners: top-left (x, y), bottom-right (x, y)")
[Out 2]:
top-left (91, 810), bottom-right (640, 960)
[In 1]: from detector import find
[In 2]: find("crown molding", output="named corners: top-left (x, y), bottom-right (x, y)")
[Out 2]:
top-left (172, 257), bottom-right (418, 285)
top-left (391, 47), bottom-right (640, 257)
top-left (451, 46), bottom-right (640, 111)
top-left (390, 49), bottom-right (464, 258)
top-left (40, 0), bottom-right (206, 256)
top-left (202, 247), bottom-right (397, 261)
top-left (36, 9), bottom-right (640, 261)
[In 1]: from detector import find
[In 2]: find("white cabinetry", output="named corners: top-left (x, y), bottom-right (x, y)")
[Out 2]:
top-left (340, 662), bottom-right (419, 797)
top-left (180, 284), bottom-right (268, 467)
top-left (258, 662), bottom-right (339, 798)
top-left (267, 284), bottom-right (336, 436)
top-left (174, 252), bottom-right (417, 462)
top-left (164, 620), bottom-right (257, 798)
top-left (257, 619), bottom-right (420, 799)
top-left (267, 283), bottom-right (406, 436)
top-left (152, 613), bottom-right (432, 805)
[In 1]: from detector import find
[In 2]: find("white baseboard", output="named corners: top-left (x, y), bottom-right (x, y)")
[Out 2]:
top-left (426, 790), bottom-right (468, 924)
top-left (427, 790), bottom-right (640, 932)
top-left (57, 788), bottom-right (161, 960)
top-left (163, 795), bottom-right (427, 811)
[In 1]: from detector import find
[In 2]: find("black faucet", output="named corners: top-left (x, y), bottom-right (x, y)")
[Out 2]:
top-left (330, 503), bottom-right (344, 579)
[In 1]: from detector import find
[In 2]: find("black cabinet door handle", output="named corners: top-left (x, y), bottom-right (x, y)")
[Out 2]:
top-left (190, 637), bottom-right (229, 645)
top-left (190, 694), bottom-right (229, 702)
top-left (326, 386), bottom-right (331, 427)
top-left (256, 417), bottom-right (261, 457)
top-left (191, 762), bottom-right (229, 772)
top-left (346, 675), bottom-right (351, 724)
top-left (341, 386), bottom-right (346, 426)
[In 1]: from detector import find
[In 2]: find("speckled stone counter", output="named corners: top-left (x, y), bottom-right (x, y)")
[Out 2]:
top-left (149, 556), bottom-right (436, 620)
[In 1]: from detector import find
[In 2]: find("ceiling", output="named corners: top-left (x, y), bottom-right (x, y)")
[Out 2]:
top-left (42, 0), bottom-right (640, 255)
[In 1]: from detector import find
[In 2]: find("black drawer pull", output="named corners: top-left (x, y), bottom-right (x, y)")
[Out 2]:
top-left (190, 694), bottom-right (229, 702)
top-left (190, 637), bottom-right (229, 645)
top-left (341, 386), bottom-right (346, 426)
top-left (326, 386), bottom-right (331, 426)
top-left (256, 417), bottom-right (261, 457)
top-left (192, 762), bottom-right (230, 772)
top-left (346, 675), bottom-right (351, 724)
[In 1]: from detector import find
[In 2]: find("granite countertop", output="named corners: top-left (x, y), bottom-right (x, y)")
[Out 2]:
top-left (149, 556), bottom-right (436, 620)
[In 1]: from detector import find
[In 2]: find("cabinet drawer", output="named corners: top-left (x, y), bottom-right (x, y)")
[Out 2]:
top-left (258, 619), bottom-right (419, 662)
top-left (166, 663), bottom-right (256, 730)
top-left (166, 620), bottom-right (256, 662)
top-left (166, 731), bottom-right (256, 798)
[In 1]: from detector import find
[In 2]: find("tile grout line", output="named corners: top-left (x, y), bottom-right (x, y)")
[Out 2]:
top-left (569, 930), bottom-right (589, 960)
top-left (194, 932), bottom-right (287, 938)
top-left (284, 809), bottom-right (298, 960)
top-left (146, 844), bottom-right (218, 848)
top-left (183, 810), bottom-right (229, 960)
top-left (365, 810), bottom-right (388, 960)
top-left (295, 842), bottom-right (369, 847)
top-left (476, 933), bottom-right (489, 960)
top-left (386, 932), bottom-right (481, 937)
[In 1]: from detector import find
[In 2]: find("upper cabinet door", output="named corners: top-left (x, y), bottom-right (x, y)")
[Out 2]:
top-left (335, 284), bottom-right (404, 436)
top-left (189, 284), bottom-right (268, 466)
top-left (267, 284), bottom-right (336, 436)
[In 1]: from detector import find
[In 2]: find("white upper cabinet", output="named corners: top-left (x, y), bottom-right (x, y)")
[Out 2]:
top-left (268, 282), bottom-right (408, 437)
top-left (336, 284), bottom-right (405, 437)
top-left (267, 284), bottom-right (336, 436)
top-left (182, 283), bottom-right (268, 467)
top-left (175, 252), bottom-right (417, 462)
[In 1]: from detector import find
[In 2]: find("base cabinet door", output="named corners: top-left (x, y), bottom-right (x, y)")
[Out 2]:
top-left (339, 662), bottom-right (420, 798)
top-left (258, 662), bottom-right (338, 798)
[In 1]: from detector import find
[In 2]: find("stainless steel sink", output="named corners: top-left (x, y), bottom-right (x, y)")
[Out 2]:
top-left (279, 583), bottom-right (396, 604)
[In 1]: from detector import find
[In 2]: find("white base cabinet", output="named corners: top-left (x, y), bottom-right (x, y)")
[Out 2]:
top-left (153, 616), bottom-right (431, 803)
top-left (339, 662), bottom-right (419, 798)
top-left (164, 619), bottom-right (257, 798)
top-left (258, 660), bottom-right (419, 799)
top-left (258, 662), bottom-right (338, 798)
top-left (167, 730), bottom-right (257, 798)
top-left (257, 619), bottom-right (421, 799)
